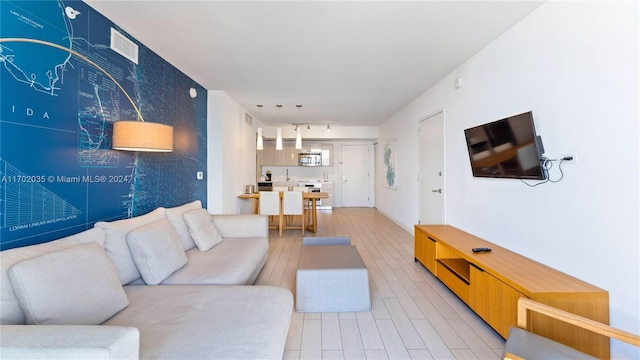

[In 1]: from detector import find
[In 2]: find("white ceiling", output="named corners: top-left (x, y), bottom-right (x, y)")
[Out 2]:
top-left (84, 0), bottom-right (544, 127)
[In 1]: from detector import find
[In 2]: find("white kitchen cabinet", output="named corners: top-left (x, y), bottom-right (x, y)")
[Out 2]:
top-left (321, 144), bottom-right (333, 166)
top-left (322, 182), bottom-right (334, 208)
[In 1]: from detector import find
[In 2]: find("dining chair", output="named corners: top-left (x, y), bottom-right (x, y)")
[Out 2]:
top-left (292, 187), bottom-right (310, 228)
top-left (282, 191), bottom-right (304, 236)
top-left (272, 187), bottom-right (289, 230)
top-left (259, 191), bottom-right (282, 233)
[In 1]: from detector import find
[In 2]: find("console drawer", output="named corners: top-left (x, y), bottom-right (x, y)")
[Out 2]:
top-left (436, 260), bottom-right (470, 304)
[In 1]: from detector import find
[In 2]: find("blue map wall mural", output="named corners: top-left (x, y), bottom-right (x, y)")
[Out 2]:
top-left (0, 0), bottom-right (207, 250)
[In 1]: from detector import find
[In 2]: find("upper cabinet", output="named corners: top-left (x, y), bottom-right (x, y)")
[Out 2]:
top-left (260, 141), bottom-right (298, 166)
top-left (272, 142), bottom-right (287, 165)
top-left (321, 144), bottom-right (333, 166)
top-left (259, 141), bottom-right (332, 167)
top-left (260, 141), bottom-right (276, 165)
top-left (285, 143), bottom-right (298, 166)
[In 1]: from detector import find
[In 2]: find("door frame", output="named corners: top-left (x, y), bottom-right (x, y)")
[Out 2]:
top-left (418, 109), bottom-right (446, 225)
top-left (373, 142), bottom-right (378, 209)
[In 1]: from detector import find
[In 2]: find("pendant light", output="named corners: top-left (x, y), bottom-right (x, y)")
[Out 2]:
top-left (295, 105), bottom-right (303, 150)
top-left (275, 105), bottom-right (283, 150)
top-left (295, 127), bottom-right (302, 150)
top-left (256, 128), bottom-right (264, 150)
top-left (276, 128), bottom-right (283, 150)
top-left (256, 105), bottom-right (263, 150)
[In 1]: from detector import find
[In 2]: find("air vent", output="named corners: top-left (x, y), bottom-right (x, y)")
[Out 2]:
top-left (245, 113), bottom-right (253, 126)
top-left (110, 27), bottom-right (138, 64)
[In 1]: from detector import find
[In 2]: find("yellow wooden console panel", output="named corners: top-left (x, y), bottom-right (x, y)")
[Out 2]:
top-left (415, 225), bottom-right (610, 359)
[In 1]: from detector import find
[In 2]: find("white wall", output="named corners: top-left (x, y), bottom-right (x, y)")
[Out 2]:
top-left (207, 90), bottom-right (258, 214)
top-left (378, 1), bottom-right (639, 357)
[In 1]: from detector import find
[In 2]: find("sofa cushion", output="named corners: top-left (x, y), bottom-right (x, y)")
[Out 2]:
top-left (126, 219), bottom-right (188, 285)
top-left (182, 208), bottom-right (222, 251)
top-left (7, 243), bottom-right (128, 325)
top-left (105, 285), bottom-right (293, 360)
top-left (0, 228), bottom-right (106, 325)
top-left (94, 208), bottom-right (166, 284)
top-left (164, 200), bottom-right (202, 251)
top-left (163, 237), bottom-right (268, 285)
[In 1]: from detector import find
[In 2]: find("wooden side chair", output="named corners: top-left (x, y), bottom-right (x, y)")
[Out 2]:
top-left (259, 191), bottom-right (282, 233)
top-left (282, 191), bottom-right (304, 237)
top-left (293, 187), bottom-right (310, 228)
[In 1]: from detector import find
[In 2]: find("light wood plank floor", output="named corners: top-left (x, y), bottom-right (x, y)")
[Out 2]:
top-left (255, 208), bottom-right (505, 360)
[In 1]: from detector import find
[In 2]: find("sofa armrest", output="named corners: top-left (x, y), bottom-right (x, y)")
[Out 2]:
top-left (1, 325), bottom-right (139, 360)
top-left (211, 214), bottom-right (268, 238)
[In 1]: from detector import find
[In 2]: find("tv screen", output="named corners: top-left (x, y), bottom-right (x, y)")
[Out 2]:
top-left (464, 111), bottom-right (545, 180)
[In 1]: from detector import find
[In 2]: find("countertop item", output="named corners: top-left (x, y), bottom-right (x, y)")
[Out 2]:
top-left (257, 182), bottom-right (272, 191)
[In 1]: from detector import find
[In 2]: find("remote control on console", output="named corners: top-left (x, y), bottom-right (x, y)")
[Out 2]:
top-left (472, 247), bottom-right (492, 253)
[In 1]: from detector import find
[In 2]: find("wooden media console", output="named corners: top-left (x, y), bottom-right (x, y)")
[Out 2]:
top-left (414, 225), bottom-right (610, 359)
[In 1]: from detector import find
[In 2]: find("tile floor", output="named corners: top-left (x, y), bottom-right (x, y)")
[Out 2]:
top-left (255, 208), bottom-right (505, 360)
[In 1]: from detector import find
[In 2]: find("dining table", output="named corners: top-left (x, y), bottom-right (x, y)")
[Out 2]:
top-left (238, 191), bottom-right (328, 233)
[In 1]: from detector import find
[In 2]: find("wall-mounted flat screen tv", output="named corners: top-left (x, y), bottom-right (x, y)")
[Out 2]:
top-left (464, 111), bottom-right (545, 180)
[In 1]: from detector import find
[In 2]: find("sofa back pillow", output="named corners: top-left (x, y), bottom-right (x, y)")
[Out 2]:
top-left (126, 219), bottom-right (188, 285)
top-left (8, 242), bottom-right (128, 325)
top-left (0, 228), bottom-right (106, 325)
top-left (95, 208), bottom-right (166, 285)
top-left (183, 208), bottom-right (223, 251)
top-left (165, 200), bottom-right (202, 251)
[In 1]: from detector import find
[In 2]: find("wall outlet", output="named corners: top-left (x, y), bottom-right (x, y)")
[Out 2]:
top-left (196, 171), bottom-right (204, 180)
top-left (561, 154), bottom-right (576, 164)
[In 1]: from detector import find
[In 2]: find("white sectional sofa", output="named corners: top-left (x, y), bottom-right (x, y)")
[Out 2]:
top-left (0, 201), bottom-right (293, 359)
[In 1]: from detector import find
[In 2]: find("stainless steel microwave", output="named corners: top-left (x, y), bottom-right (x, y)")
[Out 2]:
top-left (298, 152), bottom-right (322, 166)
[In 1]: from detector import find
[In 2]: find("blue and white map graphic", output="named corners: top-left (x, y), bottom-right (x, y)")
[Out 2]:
top-left (1, 0), bottom-right (207, 249)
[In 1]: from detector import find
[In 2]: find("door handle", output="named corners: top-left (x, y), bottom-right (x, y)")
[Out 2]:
top-left (432, 189), bottom-right (442, 193)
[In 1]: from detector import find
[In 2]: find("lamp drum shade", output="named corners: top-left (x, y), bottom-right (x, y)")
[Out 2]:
top-left (113, 121), bottom-right (174, 152)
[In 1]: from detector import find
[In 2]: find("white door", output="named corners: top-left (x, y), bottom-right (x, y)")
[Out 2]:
top-left (419, 111), bottom-right (445, 224)
top-left (341, 145), bottom-right (370, 207)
